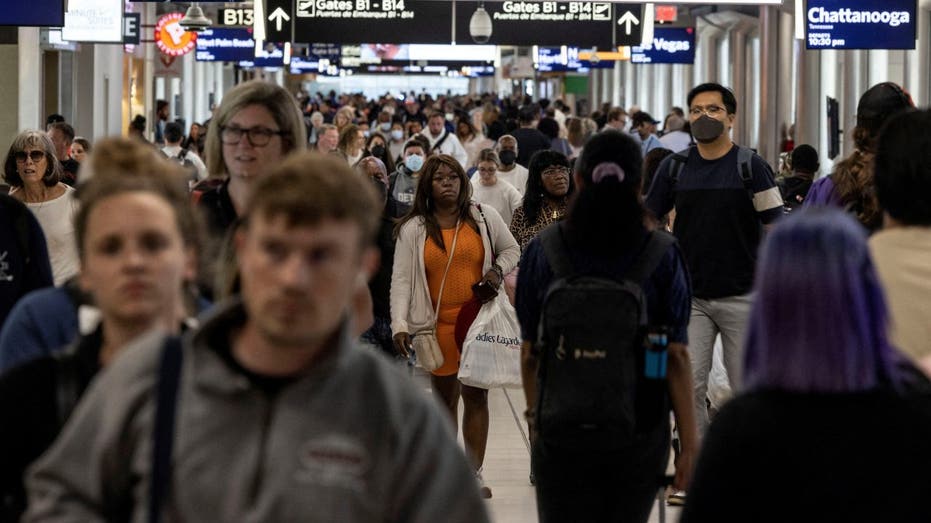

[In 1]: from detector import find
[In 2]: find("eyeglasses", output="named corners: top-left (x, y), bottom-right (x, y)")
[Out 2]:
top-left (433, 175), bottom-right (460, 185)
top-left (542, 166), bottom-right (569, 178)
top-left (689, 105), bottom-right (726, 117)
top-left (220, 125), bottom-right (285, 147)
top-left (14, 150), bottom-right (46, 163)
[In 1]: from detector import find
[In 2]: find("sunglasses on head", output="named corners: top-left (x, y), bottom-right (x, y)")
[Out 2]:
top-left (15, 151), bottom-right (45, 163)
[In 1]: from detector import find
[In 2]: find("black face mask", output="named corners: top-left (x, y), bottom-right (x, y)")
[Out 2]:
top-left (499, 150), bottom-right (517, 166)
top-left (371, 145), bottom-right (386, 158)
top-left (690, 115), bottom-right (726, 144)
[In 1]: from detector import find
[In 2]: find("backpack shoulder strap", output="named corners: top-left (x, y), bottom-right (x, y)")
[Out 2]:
top-left (432, 130), bottom-right (450, 152)
top-left (149, 336), bottom-right (184, 523)
top-left (540, 222), bottom-right (574, 278)
top-left (668, 147), bottom-right (692, 187)
top-left (624, 230), bottom-right (676, 285)
top-left (736, 146), bottom-right (755, 196)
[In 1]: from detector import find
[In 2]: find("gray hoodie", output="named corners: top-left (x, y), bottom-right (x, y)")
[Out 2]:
top-left (25, 301), bottom-right (490, 523)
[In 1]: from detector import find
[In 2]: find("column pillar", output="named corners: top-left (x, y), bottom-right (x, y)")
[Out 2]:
top-left (757, 6), bottom-right (781, 167)
top-left (18, 28), bottom-right (42, 131)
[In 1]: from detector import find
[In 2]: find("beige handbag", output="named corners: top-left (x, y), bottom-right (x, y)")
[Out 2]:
top-left (412, 219), bottom-right (461, 372)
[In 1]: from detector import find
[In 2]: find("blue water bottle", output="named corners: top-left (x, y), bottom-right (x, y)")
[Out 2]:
top-left (644, 327), bottom-right (668, 379)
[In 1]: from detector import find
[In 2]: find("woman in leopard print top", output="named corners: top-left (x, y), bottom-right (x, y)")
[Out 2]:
top-left (509, 150), bottom-right (574, 250)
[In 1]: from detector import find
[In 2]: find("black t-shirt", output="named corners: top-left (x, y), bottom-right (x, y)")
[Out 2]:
top-left (510, 127), bottom-right (552, 167)
top-left (645, 145), bottom-right (782, 299)
top-left (205, 306), bottom-right (299, 397)
top-left (369, 215), bottom-right (396, 319)
top-left (682, 386), bottom-right (931, 523)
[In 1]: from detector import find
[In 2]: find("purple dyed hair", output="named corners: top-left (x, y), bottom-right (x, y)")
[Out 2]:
top-left (744, 208), bottom-right (900, 393)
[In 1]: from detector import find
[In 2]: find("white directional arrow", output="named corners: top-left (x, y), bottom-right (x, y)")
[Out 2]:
top-left (618, 10), bottom-right (640, 35)
top-left (268, 7), bottom-right (291, 32)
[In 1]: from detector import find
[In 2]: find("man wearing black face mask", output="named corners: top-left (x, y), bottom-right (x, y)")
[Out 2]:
top-left (476, 135), bottom-right (529, 196)
top-left (644, 83), bottom-right (783, 455)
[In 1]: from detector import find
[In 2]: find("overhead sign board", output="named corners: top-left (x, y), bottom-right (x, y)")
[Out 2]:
top-left (630, 27), bottom-right (695, 64)
top-left (62, 0), bottom-right (123, 43)
top-left (155, 12), bottom-right (198, 57)
top-left (536, 46), bottom-right (613, 71)
top-left (195, 28), bottom-right (255, 62)
top-left (455, 1), bottom-right (617, 48)
top-left (805, 0), bottom-right (917, 50)
top-left (123, 13), bottom-right (141, 45)
top-left (265, 0), bottom-right (294, 42)
top-left (615, 5), bottom-right (643, 47)
top-left (220, 8), bottom-right (255, 26)
top-left (294, 0), bottom-right (452, 44)
top-left (1, 0), bottom-right (64, 26)
top-left (239, 45), bottom-right (286, 68)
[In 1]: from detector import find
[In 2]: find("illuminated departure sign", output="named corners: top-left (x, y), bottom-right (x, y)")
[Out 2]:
top-left (630, 27), bottom-right (695, 64)
top-left (293, 0), bottom-right (452, 44)
top-left (536, 46), bottom-right (612, 72)
top-left (1, 0), bottom-right (64, 26)
top-left (195, 28), bottom-right (254, 62)
top-left (805, 0), bottom-right (917, 50)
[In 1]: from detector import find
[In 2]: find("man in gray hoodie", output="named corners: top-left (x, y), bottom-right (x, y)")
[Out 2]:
top-left (25, 153), bottom-right (490, 522)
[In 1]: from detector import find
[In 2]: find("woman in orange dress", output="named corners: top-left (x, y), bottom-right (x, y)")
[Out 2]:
top-left (391, 154), bottom-right (520, 498)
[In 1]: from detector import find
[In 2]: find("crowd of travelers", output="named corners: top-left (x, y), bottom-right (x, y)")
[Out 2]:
top-left (1, 77), bottom-right (930, 523)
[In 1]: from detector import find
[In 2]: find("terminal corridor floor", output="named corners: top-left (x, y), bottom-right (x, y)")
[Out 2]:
top-left (411, 368), bottom-right (683, 523)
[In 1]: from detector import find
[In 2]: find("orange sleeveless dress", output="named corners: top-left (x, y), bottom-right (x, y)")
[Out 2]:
top-left (423, 223), bottom-right (485, 376)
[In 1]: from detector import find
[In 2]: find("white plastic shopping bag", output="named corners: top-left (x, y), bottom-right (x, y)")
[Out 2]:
top-left (459, 291), bottom-right (523, 389)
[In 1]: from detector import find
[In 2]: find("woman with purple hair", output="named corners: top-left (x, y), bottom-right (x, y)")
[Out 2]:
top-left (681, 207), bottom-right (931, 523)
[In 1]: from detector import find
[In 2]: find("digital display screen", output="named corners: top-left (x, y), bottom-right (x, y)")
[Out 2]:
top-left (805, 0), bottom-right (917, 50)
top-left (536, 46), bottom-right (612, 72)
top-left (0, 0), bottom-right (64, 26)
top-left (195, 28), bottom-right (255, 62)
top-left (630, 27), bottom-right (695, 64)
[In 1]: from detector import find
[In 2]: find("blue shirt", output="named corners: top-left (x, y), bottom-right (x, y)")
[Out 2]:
top-left (515, 228), bottom-right (692, 345)
top-left (0, 286), bottom-right (78, 373)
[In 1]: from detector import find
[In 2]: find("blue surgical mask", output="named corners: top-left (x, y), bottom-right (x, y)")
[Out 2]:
top-left (405, 154), bottom-right (424, 172)
top-left (380, 122), bottom-right (392, 132)
top-left (391, 129), bottom-right (404, 141)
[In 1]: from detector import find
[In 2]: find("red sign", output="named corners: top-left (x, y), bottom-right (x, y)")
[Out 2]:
top-left (655, 5), bottom-right (678, 23)
top-left (155, 13), bottom-right (197, 57)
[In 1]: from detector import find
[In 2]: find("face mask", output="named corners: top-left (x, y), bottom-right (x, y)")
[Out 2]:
top-left (499, 150), bottom-right (517, 166)
top-left (405, 154), bottom-right (424, 172)
top-left (445, 113), bottom-right (454, 122)
top-left (379, 122), bottom-right (391, 132)
top-left (391, 129), bottom-right (404, 141)
top-left (363, 130), bottom-right (371, 138)
top-left (371, 145), bottom-right (386, 158)
top-left (691, 115), bottom-right (725, 144)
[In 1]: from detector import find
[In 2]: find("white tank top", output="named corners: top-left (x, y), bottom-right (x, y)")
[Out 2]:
top-left (26, 185), bottom-right (79, 285)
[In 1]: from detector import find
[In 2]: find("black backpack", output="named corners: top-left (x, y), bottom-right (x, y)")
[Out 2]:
top-left (536, 224), bottom-right (675, 451)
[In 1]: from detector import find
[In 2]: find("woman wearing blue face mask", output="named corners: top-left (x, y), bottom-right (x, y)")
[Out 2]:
top-left (388, 137), bottom-right (429, 219)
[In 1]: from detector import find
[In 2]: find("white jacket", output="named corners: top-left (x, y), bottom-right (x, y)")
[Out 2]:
top-left (390, 204), bottom-right (520, 336)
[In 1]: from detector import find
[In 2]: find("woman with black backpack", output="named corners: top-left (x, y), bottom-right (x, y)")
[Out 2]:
top-left (516, 130), bottom-right (698, 522)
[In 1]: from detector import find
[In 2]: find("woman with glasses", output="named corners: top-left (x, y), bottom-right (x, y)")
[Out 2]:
top-left (390, 154), bottom-right (520, 499)
top-left (198, 80), bottom-right (306, 299)
top-left (509, 150), bottom-right (574, 251)
top-left (470, 149), bottom-right (522, 227)
top-left (3, 130), bottom-right (79, 285)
